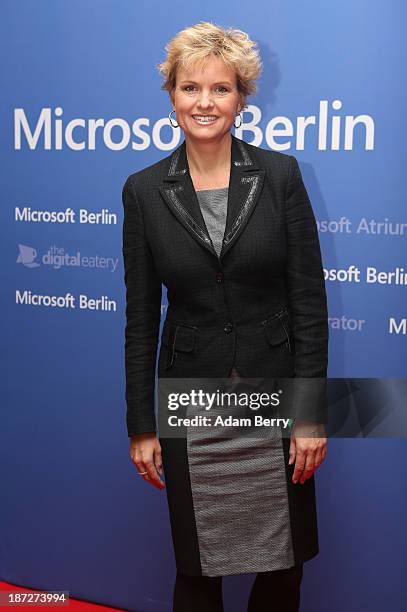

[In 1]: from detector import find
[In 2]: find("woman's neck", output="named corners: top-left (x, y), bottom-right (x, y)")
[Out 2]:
top-left (185, 132), bottom-right (232, 177)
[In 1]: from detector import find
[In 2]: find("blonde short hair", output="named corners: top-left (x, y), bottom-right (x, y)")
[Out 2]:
top-left (156, 21), bottom-right (262, 110)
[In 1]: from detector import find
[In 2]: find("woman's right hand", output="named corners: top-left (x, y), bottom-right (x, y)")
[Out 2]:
top-left (129, 432), bottom-right (166, 490)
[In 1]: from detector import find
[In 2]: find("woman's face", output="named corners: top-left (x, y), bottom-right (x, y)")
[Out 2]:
top-left (171, 55), bottom-right (243, 142)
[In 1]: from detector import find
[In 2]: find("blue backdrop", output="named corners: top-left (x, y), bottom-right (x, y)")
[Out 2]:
top-left (1, 1), bottom-right (406, 611)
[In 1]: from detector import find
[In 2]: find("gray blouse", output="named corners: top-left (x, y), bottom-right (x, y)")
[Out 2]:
top-left (195, 187), bottom-right (228, 257)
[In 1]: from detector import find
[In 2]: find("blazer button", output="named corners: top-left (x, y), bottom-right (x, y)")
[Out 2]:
top-left (223, 322), bottom-right (233, 334)
top-left (216, 272), bottom-right (224, 283)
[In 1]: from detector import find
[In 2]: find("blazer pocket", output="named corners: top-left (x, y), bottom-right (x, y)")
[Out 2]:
top-left (161, 321), bottom-right (197, 370)
top-left (262, 310), bottom-right (294, 355)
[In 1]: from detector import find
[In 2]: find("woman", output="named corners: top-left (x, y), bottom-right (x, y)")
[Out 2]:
top-left (122, 22), bottom-right (328, 612)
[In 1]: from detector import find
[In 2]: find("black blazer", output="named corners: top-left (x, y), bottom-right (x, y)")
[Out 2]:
top-left (122, 133), bottom-right (328, 437)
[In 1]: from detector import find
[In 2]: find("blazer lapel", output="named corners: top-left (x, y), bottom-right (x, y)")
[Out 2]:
top-left (159, 133), bottom-right (265, 260)
top-left (221, 136), bottom-right (265, 259)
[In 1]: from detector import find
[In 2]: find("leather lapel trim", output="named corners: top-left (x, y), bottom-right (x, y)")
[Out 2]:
top-left (220, 167), bottom-right (265, 258)
top-left (159, 180), bottom-right (216, 257)
top-left (159, 134), bottom-right (265, 260)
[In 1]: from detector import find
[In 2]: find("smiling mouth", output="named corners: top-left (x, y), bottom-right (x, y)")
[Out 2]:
top-left (191, 115), bottom-right (219, 124)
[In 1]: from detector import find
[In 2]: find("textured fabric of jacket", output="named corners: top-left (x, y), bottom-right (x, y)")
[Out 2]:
top-left (121, 133), bottom-right (328, 437)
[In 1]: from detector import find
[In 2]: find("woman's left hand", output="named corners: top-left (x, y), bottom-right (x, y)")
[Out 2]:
top-left (289, 420), bottom-right (327, 484)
